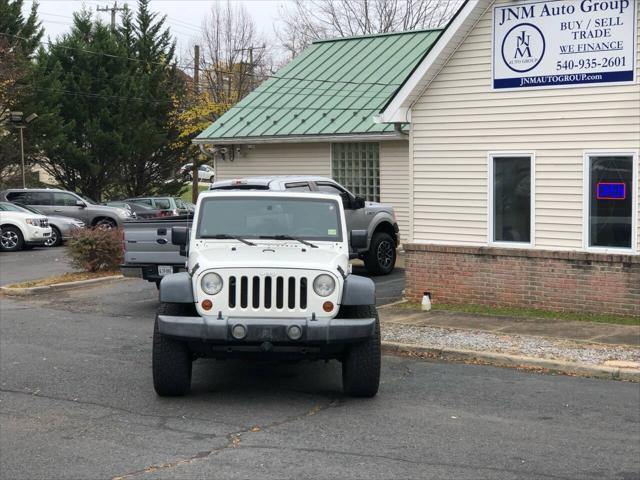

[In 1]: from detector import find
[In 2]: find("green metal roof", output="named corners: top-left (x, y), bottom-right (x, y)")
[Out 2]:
top-left (195, 29), bottom-right (442, 143)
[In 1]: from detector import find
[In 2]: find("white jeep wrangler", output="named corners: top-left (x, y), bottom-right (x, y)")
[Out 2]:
top-left (154, 191), bottom-right (381, 397)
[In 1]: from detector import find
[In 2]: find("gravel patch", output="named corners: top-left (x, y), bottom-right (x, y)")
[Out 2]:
top-left (382, 324), bottom-right (640, 365)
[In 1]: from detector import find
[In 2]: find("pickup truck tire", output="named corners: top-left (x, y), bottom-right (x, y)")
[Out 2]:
top-left (340, 305), bottom-right (381, 397)
top-left (0, 226), bottom-right (24, 252)
top-left (153, 302), bottom-right (193, 396)
top-left (364, 232), bottom-right (396, 276)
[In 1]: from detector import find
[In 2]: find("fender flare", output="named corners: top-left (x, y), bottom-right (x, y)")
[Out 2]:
top-left (159, 272), bottom-right (194, 304)
top-left (368, 215), bottom-right (398, 244)
top-left (340, 274), bottom-right (375, 306)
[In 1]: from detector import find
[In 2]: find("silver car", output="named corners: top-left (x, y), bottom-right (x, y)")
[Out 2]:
top-left (1, 188), bottom-right (132, 229)
top-left (12, 203), bottom-right (85, 247)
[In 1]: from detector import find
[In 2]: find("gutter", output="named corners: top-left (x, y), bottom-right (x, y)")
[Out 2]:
top-left (192, 132), bottom-right (407, 146)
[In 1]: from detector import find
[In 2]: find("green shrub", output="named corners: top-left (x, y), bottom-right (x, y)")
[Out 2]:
top-left (67, 228), bottom-right (123, 272)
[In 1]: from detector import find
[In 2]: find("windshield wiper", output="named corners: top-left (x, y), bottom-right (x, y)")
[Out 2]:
top-left (259, 235), bottom-right (318, 248)
top-left (201, 234), bottom-right (256, 246)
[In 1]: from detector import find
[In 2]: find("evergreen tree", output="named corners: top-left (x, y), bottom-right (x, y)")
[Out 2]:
top-left (115, 0), bottom-right (186, 197)
top-left (0, 0), bottom-right (43, 180)
top-left (28, 0), bottom-right (188, 200)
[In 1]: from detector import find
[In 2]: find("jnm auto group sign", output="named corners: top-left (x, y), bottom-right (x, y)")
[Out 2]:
top-left (492, 0), bottom-right (637, 89)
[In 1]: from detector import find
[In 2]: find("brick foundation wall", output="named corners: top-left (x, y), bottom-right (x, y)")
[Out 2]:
top-left (404, 244), bottom-right (640, 317)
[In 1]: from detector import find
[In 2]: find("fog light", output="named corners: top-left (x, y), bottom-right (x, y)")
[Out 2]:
top-left (201, 299), bottom-right (213, 310)
top-left (323, 301), bottom-right (334, 312)
top-left (287, 325), bottom-right (302, 341)
top-left (231, 324), bottom-right (247, 340)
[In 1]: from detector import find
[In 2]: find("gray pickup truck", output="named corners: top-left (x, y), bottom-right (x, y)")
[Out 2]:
top-left (121, 176), bottom-right (399, 282)
top-left (120, 215), bottom-right (191, 286)
top-left (211, 176), bottom-right (399, 275)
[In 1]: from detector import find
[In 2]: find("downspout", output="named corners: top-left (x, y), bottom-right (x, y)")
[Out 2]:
top-left (394, 122), bottom-right (409, 137)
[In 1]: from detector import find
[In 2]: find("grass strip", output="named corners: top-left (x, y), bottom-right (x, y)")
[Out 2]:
top-left (395, 302), bottom-right (640, 326)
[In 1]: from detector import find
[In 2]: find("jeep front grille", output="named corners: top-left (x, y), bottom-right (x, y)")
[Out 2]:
top-left (228, 275), bottom-right (308, 311)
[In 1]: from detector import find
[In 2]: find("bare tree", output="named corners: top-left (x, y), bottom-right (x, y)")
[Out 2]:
top-left (200, 1), bottom-right (270, 107)
top-left (277, 0), bottom-right (463, 59)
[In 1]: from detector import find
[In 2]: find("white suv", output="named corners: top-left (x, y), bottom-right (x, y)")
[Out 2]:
top-left (0, 202), bottom-right (52, 251)
top-left (154, 191), bottom-right (381, 397)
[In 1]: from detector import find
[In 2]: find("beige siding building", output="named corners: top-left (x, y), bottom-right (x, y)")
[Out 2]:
top-left (379, 0), bottom-right (639, 315)
top-left (195, 30), bottom-right (443, 244)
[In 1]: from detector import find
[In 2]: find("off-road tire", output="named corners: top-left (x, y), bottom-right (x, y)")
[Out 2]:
top-left (153, 302), bottom-right (194, 396)
top-left (364, 232), bottom-right (396, 276)
top-left (340, 305), bottom-right (381, 397)
top-left (0, 226), bottom-right (24, 252)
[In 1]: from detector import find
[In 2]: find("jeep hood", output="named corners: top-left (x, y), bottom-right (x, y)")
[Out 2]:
top-left (190, 244), bottom-right (348, 273)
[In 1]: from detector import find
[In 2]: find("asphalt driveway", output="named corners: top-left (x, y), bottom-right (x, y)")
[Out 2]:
top-left (0, 246), bottom-right (75, 286)
top-left (1, 279), bottom-right (638, 480)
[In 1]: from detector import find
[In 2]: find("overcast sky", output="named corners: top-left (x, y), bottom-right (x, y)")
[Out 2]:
top-left (25, 0), bottom-right (287, 62)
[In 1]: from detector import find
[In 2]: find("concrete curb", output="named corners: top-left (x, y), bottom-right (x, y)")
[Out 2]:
top-left (381, 341), bottom-right (640, 382)
top-left (1, 275), bottom-right (125, 296)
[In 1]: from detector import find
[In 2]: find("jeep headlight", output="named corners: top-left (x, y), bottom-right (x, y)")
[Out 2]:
top-left (313, 274), bottom-right (335, 297)
top-left (201, 272), bottom-right (223, 295)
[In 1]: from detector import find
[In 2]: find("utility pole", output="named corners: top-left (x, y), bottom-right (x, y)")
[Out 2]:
top-left (233, 44), bottom-right (265, 91)
top-left (191, 44), bottom-right (200, 204)
top-left (18, 127), bottom-right (25, 188)
top-left (97, 1), bottom-right (125, 29)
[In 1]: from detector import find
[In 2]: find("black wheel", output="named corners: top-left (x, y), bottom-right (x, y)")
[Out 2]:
top-left (0, 226), bottom-right (24, 252)
top-left (340, 305), bottom-right (381, 397)
top-left (364, 232), bottom-right (396, 276)
top-left (95, 218), bottom-right (116, 230)
top-left (45, 226), bottom-right (62, 247)
top-left (153, 302), bottom-right (194, 396)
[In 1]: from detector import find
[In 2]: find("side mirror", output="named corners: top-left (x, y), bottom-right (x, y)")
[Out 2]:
top-left (350, 229), bottom-right (368, 249)
top-left (339, 192), bottom-right (352, 209)
top-left (172, 226), bottom-right (190, 256)
top-left (352, 196), bottom-right (366, 209)
top-left (75, 200), bottom-right (86, 208)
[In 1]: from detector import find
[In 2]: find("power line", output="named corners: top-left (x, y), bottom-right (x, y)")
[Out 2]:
top-left (0, 32), bottom-right (401, 88)
top-left (29, 86), bottom-right (175, 104)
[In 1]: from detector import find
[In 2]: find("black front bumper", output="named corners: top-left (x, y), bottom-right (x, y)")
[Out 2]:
top-left (157, 315), bottom-right (376, 344)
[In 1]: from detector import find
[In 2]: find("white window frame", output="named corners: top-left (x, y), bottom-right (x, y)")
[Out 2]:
top-left (487, 151), bottom-right (536, 248)
top-left (582, 150), bottom-right (638, 254)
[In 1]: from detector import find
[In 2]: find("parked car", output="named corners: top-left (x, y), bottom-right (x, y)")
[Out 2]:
top-left (209, 176), bottom-right (399, 275)
top-left (0, 188), bottom-right (133, 229)
top-left (11, 203), bottom-right (85, 247)
top-left (0, 202), bottom-right (52, 251)
top-left (124, 196), bottom-right (190, 217)
top-left (104, 201), bottom-right (162, 219)
top-left (120, 214), bottom-right (191, 286)
top-left (153, 190), bottom-right (380, 397)
top-left (178, 163), bottom-right (215, 182)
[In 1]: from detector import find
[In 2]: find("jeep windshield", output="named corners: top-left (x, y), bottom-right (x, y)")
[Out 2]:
top-left (196, 197), bottom-right (342, 242)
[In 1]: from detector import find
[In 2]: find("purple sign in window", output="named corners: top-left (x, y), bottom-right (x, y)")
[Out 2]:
top-left (596, 182), bottom-right (626, 200)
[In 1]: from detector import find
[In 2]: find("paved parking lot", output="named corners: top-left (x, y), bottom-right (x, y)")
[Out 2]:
top-left (0, 246), bottom-right (74, 286)
top-left (1, 276), bottom-right (639, 479)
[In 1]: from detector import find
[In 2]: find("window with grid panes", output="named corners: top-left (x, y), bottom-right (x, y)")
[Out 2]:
top-left (331, 143), bottom-right (380, 202)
